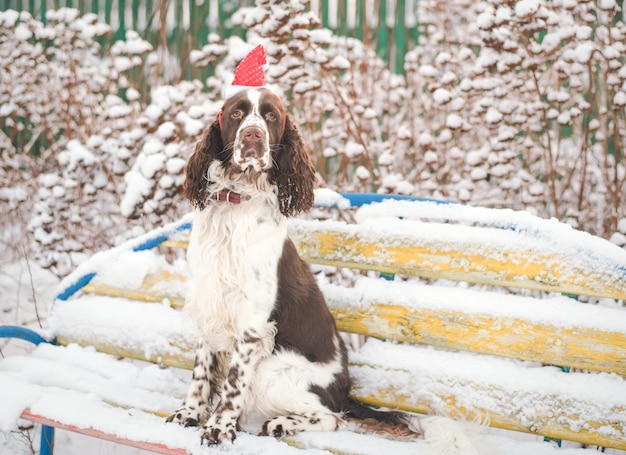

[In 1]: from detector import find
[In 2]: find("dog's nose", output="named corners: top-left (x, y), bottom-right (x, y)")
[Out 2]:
top-left (243, 126), bottom-right (263, 143)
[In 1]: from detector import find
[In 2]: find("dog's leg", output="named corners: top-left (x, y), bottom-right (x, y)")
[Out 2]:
top-left (260, 411), bottom-right (344, 438)
top-left (166, 343), bottom-right (227, 427)
top-left (201, 327), bottom-right (272, 444)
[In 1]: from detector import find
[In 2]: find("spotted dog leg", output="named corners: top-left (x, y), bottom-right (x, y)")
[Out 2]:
top-left (201, 329), bottom-right (270, 445)
top-left (166, 343), bottom-right (228, 427)
top-left (260, 412), bottom-right (344, 439)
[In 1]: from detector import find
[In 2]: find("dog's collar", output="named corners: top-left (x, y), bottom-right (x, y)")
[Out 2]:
top-left (213, 189), bottom-right (251, 204)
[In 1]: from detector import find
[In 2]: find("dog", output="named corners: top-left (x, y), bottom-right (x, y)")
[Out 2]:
top-left (166, 47), bottom-right (410, 446)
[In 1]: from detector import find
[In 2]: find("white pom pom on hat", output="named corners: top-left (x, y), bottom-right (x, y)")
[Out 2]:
top-left (224, 44), bottom-right (269, 99)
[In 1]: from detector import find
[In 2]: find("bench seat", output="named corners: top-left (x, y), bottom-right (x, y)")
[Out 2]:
top-left (45, 287), bottom-right (626, 450)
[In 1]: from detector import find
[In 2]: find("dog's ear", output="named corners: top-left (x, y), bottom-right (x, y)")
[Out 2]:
top-left (183, 120), bottom-right (223, 210)
top-left (270, 115), bottom-right (316, 217)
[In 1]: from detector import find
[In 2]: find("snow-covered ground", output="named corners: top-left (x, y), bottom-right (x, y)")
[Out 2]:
top-left (0, 259), bottom-right (155, 454)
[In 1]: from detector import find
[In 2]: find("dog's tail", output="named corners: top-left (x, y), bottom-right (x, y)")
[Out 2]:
top-left (343, 397), bottom-right (422, 440)
top-left (344, 399), bottom-right (485, 453)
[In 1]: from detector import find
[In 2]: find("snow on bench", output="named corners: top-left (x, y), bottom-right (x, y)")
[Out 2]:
top-left (2, 192), bottom-right (626, 454)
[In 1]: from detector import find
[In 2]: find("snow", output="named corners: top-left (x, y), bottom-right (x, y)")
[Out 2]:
top-left (176, 112), bottom-right (204, 136)
top-left (344, 141), bottom-right (365, 159)
top-left (157, 122), bottom-right (177, 140)
top-left (166, 157), bottom-right (186, 174)
top-left (352, 198), bottom-right (626, 272)
top-left (91, 249), bottom-right (170, 290)
top-left (351, 339), bottom-right (626, 434)
top-left (0, 350), bottom-right (327, 454)
top-left (614, 91), bottom-right (626, 106)
top-left (573, 43), bottom-right (595, 64)
top-left (114, 56), bottom-right (134, 72)
top-left (328, 55), bottom-right (350, 70)
top-left (0, 342), bottom-right (615, 455)
top-left (14, 23), bottom-right (32, 41)
top-left (309, 188), bottom-right (351, 209)
top-left (433, 88), bottom-right (452, 105)
top-left (424, 150), bottom-right (438, 164)
top-left (514, 0), bottom-right (540, 18)
top-left (140, 153), bottom-right (167, 179)
top-left (611, 232), bottom-right (626, 247)
top-left (121, 171), bottom-right (153, 217)
top-left (485, 107), bottom-right (503, 124)
top-left (446, 113), bottom-right (463, 129)
top-left (419, 65), bottom-right (439, 78)
top-left (355, 166), bottom-right (370, 180)
top-left (599, 0), bottom-right (618, 10)
top-left (50, 296), bottom-right (196, 364)
top-left (58, 140), bottom-right (96, 171)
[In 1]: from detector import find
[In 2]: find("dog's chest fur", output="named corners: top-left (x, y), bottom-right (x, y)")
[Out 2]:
top-left (185, 195), bottom-right (287, 351)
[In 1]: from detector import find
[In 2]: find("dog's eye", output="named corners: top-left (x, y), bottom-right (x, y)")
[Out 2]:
top-left (231, 109), bottom-right (243, 120)
top-left (264, 112), bottom-right (277, 122)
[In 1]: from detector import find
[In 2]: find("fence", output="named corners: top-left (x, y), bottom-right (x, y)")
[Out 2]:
top-left (0, 0), bottom-right (420, 77)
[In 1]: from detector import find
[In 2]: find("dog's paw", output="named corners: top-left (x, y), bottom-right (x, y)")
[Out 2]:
top-left (260, 412), bottom-right (344, 438)
top-left (260, 416), bottom-right (301, 439)
top-left (165, 405), bottom-right (206, 427)
top-left (201, 421), bottom-right (237, 445)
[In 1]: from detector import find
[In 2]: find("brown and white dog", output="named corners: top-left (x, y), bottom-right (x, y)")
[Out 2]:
top-left (165, 81), bottom-right (412, 444)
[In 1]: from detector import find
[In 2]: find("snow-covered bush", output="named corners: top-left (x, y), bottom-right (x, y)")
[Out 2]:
top-left (0, 8), bottom-right (151, 268)
top-left (0, 8), bottom-right (149, 160)
top-left (118, 81), bottom-right (219, 221)
top-left (407, 0), bottom-right (626, 235)
top-left (1, 8), bottom-right (216, 276)
top-left (29, 80), bottom-right (219, 276)
top-left (2, 0), bottom-right (626, 276)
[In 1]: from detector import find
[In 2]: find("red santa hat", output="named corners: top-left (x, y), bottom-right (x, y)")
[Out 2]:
top-left (224, 44), bottom-right (269, 99)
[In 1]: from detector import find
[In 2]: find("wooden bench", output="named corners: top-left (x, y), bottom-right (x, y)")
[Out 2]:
top-left (2, 191), bottom-right (626, 454)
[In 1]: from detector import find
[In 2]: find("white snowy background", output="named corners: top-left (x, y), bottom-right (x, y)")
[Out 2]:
top-left (2, 0), bottom-right (626, 453)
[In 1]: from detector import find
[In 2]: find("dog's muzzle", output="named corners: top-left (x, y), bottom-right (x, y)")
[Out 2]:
top-left (234, 123), bottom-right (270, 172)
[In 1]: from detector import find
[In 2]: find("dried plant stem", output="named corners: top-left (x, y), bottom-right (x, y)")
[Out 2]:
top-left (322, 71), bottom-right (376, 183)
top-left (531, 69), bottom-right (560, 219)
top-left (23, 248), bottom-right (43, 329)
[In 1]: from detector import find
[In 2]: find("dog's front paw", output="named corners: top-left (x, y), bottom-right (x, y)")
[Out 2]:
top-left (201, 420), bottom-right (237, 445)
top-left (165, 405), bottom-right (207, 427)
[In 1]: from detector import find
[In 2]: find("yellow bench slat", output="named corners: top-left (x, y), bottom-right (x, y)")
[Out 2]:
top-left (160, 239), bottom-right (188, 249)
top-left (288, 221), bottom-right (626, 300)
top-left (56, 326), bottom-right (626, 450)
top-left (331, 304), bottom-right (626, 375)
top-left (82, 269), bottom-right (186, 307)
top-left (82, 283), bottom-right (185, 307)
top-left (61, 298), bottom-right (626, 376)
top-left (55, 335), bottom-right (195, 370)
top-left (152, 221), bottom-right (626, 299)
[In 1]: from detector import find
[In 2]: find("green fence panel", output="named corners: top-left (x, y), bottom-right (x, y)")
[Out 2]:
top-left (1, 0), bottom-right (419, 158)
top-left (3, 0), bottom-right (419, 78)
